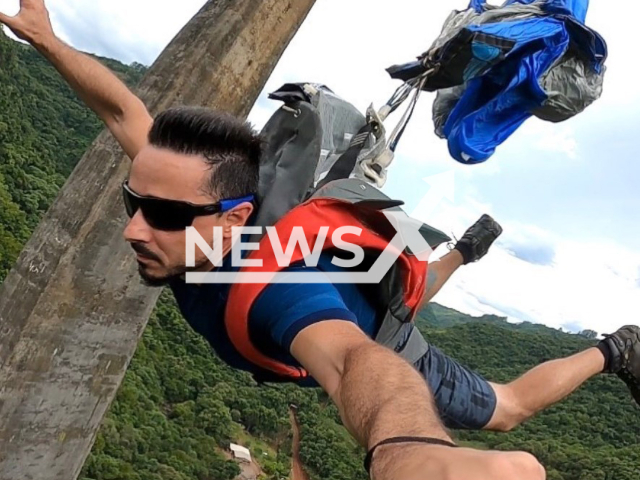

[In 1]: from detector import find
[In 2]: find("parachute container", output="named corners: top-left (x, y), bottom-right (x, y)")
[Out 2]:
top-left (387, 0), bottom-right (607, 164)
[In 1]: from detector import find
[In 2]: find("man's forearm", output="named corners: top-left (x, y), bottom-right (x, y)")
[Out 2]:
top-left (335, 341), bottom-right (451, 449)
top-left (30, 33), bottom-right (152, 160)
top-left (32, 36), bottom-right (144, 128)
top-left (292, 324), bottom-right (545, 479)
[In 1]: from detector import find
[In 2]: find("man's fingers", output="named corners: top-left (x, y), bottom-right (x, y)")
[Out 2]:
top-left (20, 0), bottom-right (46, 11)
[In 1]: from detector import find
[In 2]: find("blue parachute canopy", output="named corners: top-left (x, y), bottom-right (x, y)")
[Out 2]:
top-left (386, 0), bottom-right (607, 164)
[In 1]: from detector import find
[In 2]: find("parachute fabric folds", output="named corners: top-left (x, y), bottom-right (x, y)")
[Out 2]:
top-left (386, 0), bottom-right (607, 164)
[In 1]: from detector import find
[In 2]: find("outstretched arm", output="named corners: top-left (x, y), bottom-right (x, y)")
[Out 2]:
top-left (0, 0), bottom-right (152, 160)
top-left (292, 321), bottom-right (546, 480)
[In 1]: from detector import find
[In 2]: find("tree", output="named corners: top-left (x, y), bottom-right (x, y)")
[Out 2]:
top-left (580, 329), bottom-right (598, 340)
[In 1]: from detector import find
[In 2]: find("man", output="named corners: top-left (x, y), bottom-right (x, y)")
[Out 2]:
top-left (2, 2), bottom-right (638, 480)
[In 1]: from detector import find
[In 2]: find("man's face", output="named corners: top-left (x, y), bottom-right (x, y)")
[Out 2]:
top-left (122, 145), bottom-right (252, 286)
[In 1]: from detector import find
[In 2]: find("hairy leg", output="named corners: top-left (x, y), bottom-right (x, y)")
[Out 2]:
top-left (485, 348), bottom-right (605, 431)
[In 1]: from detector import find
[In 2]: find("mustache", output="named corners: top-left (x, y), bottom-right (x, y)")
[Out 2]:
top-left (131, 243), bottom-right (162, 262)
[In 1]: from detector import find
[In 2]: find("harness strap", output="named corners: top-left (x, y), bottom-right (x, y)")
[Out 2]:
top-left (316, 123), bottom-right (376, 189)
top-left (224, 198), bottom-right (428, 380)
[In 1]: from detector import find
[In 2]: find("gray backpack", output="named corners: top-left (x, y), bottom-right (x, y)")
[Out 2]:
top-left (254, 82), bottom-right (451, 249)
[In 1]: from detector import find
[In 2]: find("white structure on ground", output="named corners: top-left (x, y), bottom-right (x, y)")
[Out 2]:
top-left (230, 443), bottom-right (252, 464)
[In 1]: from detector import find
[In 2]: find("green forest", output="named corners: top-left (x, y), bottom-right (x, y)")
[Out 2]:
top-left (1, 29), bottom-right (638, 480)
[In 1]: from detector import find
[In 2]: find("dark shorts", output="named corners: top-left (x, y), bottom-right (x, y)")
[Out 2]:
top-left (413, 344), bottom-right (497, 430)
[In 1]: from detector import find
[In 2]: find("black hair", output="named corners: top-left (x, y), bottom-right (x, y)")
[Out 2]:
top-left (148, 106), bottom-right (261, 200)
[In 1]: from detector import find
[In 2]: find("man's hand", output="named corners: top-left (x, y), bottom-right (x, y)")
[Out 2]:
top-left (370, 443), bottom-right (546, 480)
top-left (0, 0), bottom-right (54, 45)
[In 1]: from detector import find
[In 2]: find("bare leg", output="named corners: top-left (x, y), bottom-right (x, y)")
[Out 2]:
top-left (485, 348), bottom-right (605, 431)
top-left (423, 213), bottom-right (502, 306)
top-left (424, 250), bottom-right (463, 305)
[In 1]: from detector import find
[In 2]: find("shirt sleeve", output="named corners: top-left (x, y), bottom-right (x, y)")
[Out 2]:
top-left (248, 266), bottom-right (357, 352)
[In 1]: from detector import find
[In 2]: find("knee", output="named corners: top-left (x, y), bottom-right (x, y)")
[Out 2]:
top-left (487, 384), bottom-right (533, 432)
top-left (490, 414), bottom-right (524, 433)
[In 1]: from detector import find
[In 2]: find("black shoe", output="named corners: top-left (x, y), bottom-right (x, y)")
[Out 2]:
top-left (454, 214), bottom-right (503, 265)
top-left (599, 325), bottom-right (640, 406)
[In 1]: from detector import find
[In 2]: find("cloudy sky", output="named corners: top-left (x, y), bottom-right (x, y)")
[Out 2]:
top-left (2, 0), bottom-right (639, 336)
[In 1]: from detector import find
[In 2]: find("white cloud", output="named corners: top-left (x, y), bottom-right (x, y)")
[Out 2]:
top-left (426, 198), bottom-right (640, 336)
top-left (527, 122), bottom-right (579, 161)
top-left (537, 129), bottom-right (578, 160)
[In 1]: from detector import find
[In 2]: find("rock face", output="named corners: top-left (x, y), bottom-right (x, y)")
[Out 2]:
top-left (0, 1), bottom-right (316, 479)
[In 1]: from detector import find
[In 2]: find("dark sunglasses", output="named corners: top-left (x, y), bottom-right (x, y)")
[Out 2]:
top-left (122, 181), bottom-right (254, 231)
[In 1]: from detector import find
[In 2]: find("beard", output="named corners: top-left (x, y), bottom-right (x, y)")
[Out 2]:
top-left (130, 241), bottom-right (214, 287)
top-left (137, 263), bottom-right (182, 287)
top-left (137, 257), bottom-right (212, 287)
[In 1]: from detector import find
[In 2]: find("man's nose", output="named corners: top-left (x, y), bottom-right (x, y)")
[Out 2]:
top-left (123, 210), bottom-right (153, 244)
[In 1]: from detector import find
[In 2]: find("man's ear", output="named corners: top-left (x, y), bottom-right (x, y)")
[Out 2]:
top-left (222, 202), bottom-right (254, 236)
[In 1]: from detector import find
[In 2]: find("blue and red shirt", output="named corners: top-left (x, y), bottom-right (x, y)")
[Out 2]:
top-left (168, 248), bottom-right (383, 385)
